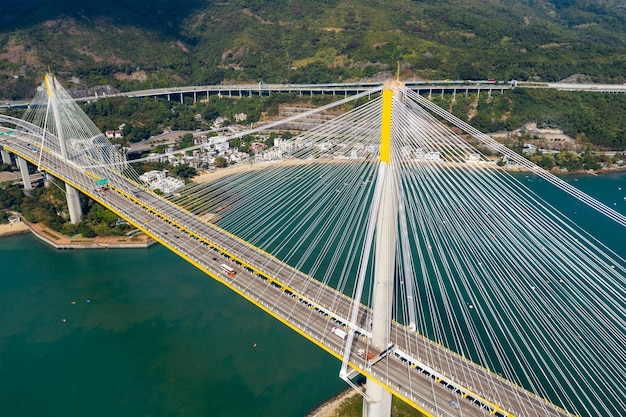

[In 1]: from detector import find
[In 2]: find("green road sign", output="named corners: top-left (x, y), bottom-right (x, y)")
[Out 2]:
top-left (95, 178), bottom-right (109, 187)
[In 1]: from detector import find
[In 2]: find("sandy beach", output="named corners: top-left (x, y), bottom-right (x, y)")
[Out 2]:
top-left (191, 153), bottom-right (626, 186)
top-left (0, 220), bottom-right (30, 237)
top-left (193, 158), bottom-right (339, 184)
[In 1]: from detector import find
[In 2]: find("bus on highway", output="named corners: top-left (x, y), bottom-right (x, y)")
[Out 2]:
top-left (221, 264), bottom-right (236, 277)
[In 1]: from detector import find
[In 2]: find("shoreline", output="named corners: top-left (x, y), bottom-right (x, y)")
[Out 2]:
top-left (192, 157), bottom-right (626, 185)
top-left (0, 220), bottom-right (30, 237)
top-left (305, 387), bottom-right (360, 417)
top-left (0, 217), bottom-right (155, 249)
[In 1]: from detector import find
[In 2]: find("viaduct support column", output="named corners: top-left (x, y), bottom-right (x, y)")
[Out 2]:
top-left (17, 156), bottom-right (33, 191)
top-left (64, 186), bottom-right (82, 224)
top-left (65, 183), bottom-right (82, 224)
top-left (1, 148), bottom-right (11, 165)
top-left (363, 86), bottom-right (398, 417)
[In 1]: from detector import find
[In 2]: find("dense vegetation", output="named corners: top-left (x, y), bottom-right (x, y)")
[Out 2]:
top-left (0, 179), bottom-right (133, 236)
top-left (81, 92), bottom-right (311, 144)
top-left (1, 0), bottom-right (625, 100)
top-left (429, 88), bottom-right (626, 149)
top-left (78, 88), bottom-right (626, 150)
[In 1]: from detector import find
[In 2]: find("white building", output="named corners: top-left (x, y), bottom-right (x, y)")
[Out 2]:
top-left (139, 170), bottom-right (184, 193)
top-left (105, 130), bottom-right (123, 139)
top-left (215, 141), bottom-right (229, 153)
top-left (264, 149), bottom-right (283, 161)
top-left (278, 139), bottom-right (296, 154)
top-left (139, 170), bottom-right (165, 184)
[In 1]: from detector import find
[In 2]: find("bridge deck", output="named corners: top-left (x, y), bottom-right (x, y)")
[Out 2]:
top-left (1, 133), bottom-right (575, 417)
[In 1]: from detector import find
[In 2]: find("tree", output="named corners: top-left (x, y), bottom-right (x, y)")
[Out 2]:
top-left (539, 154), bottom-right (556, 170)
top-left (213, 157), bottom-right (227, 168)
top-left (78, 222), bottom-right (97, 238)
top-left (0, 184), bottom-right (24, 211)
top-left (582, 152), bottom-right (601, 171)
top-left (179, 133), bottom-right (194, 149)
top-left (87, 203), bottom-right (119, 227)
top-left (172, 163), bottom-right (197, 179)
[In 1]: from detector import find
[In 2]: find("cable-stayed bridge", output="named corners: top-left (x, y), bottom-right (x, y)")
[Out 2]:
top-left (0, 75), bottom-right (625, 417)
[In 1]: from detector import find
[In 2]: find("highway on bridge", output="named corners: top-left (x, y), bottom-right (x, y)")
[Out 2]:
top-left (3, 80), bottom-right (626, 111)
top-left (0, 128), bottom-right (574, 417)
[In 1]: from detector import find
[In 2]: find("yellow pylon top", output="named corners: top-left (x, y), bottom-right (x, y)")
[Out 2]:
top-left (44, 74), bottom-right (52, 97)
top-left (380, 89), bottom-right (393, 163)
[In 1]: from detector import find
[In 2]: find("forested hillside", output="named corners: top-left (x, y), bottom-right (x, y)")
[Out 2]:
top-left (1, 0), bottom-right (625, 99)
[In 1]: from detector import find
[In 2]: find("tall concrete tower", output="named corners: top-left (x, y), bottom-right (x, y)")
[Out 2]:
top-left (363, 81), bottom-right (401, 417)
top-left (46, 74), bottom-right (82, 224)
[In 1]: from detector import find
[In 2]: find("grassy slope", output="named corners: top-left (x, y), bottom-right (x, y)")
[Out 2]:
top-left (0, 0), bottom-right (625, 98)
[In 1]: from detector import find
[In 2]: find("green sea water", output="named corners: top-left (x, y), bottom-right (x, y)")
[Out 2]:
top-left (0, 171), bottom-right (625, 417)
top-left (0, 237), bottom-right (345, 417)
top-left (524, 171), bottom-right (626, 243)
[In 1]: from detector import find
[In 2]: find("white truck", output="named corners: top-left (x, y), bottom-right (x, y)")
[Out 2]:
top-left (330, 327), bottom-right (347, 339)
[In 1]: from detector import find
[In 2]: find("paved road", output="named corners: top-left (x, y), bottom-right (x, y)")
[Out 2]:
top-left (4, 79), bottom-right (626, 110)
top-left (0, 128), bottom-right (575, 417)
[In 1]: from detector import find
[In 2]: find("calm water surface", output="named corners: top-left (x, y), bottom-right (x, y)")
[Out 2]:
top-left (1, 171), bottom-right (624, 417)
top-left (0, 238), bottom-right (345, 416)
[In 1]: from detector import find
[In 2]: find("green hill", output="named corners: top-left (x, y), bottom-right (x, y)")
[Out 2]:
top-left (1, 0), bottom-right (625, 99)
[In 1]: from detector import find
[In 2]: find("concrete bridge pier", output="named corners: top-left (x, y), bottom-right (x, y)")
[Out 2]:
top-left (16, 156), bottom-right (33, 192)
top-left (363, 387), bottom-right (392, 417)
top-left (65, 183), bottom-right (82, 224)
top-left (1, 148), bottom-right (11, 165)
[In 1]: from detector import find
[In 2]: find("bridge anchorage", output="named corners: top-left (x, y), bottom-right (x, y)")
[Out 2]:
top-left (0, 75), bottom-right (624, 417)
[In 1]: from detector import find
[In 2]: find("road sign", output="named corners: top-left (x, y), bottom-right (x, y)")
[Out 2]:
top-left (95, 178), bottom-right (109, 187)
